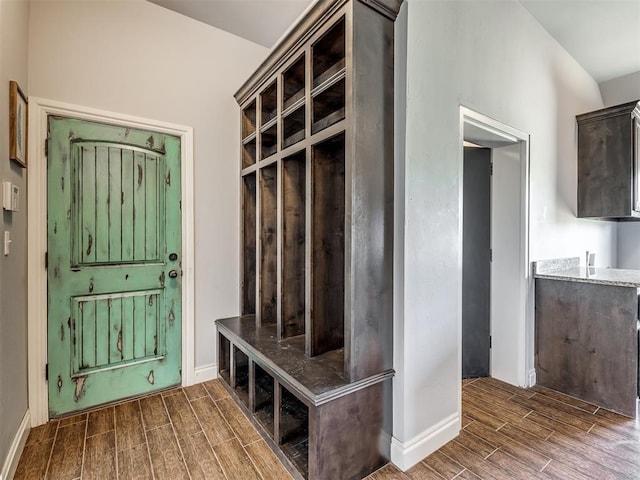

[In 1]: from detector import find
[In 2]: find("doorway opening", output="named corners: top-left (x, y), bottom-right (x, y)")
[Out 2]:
top-left (460, 107), bottom-right (530, 387)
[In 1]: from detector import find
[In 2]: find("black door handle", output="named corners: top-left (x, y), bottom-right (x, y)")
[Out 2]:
top-left (168, 270), bottom-right (178, 279)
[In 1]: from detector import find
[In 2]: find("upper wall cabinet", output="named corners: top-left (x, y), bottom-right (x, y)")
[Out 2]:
top-left (577, 100), bottom-right (640, 220)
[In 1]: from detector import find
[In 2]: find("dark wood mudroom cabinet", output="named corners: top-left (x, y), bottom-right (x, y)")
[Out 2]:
top-left (577, 100), bottom-right (640, 219)
top-left (216, 1), bottom-right (400, 478)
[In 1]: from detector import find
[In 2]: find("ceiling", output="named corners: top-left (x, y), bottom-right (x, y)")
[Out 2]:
top-left (148, 0), bottom-right (640, 83)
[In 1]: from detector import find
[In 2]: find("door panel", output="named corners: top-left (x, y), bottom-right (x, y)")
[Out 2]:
top-left (462, 147), bottom-right (491, 378)
top-left (48, 117), bottom-right (181, 416)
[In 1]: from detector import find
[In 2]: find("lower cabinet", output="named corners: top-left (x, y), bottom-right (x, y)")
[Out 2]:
top-left (217, 330), bottom-right (391, 480)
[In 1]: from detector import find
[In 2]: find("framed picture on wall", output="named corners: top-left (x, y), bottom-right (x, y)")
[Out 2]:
top-left (9, 80), bottom-right (27, 168)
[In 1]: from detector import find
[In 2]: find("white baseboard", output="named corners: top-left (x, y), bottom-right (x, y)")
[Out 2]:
top-left (390, 412), bottom-right (459, 471)
top-left (193, 363), bottom-right (217, 384)
top-left (528, 368), bottom-right (536, 387)
top-left (1, 410), bottom-right (31, 480)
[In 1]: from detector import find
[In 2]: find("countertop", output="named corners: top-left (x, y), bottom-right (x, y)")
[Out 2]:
top-left (533, 257), bottom-right (640, 288)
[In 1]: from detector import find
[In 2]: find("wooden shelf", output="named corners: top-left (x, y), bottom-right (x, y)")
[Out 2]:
top-left (254, 363), bottom-right (276, 436)
top-left (242, 100), bottom-right (257, 139)
top-left (261, 81), bottom-right (278, 125)
top-left (284, 55), bottom-right (306, 111)
top-left (312, 17), bottom-right (345, 89)
top-left (242, 174), bottom-right (257, 315)
top-left (283, 105), bottom-right (306, 149)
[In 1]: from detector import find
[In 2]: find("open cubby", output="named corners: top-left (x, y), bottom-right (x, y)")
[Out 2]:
top-left (242, 100), bottom-right (257, 139)
top-left (312, 16), bottom-right (345, 88)
top-left (282, 151), bottom-right (306, 339)
top-left (234, 347), bottom-right (250, 407)
top-left (253, 364), bottom-right (275, 436)
top-left (242, 137), bottom-right (257, 169)
top-left (242, 174), bottom-right (257, 315)
top-left (261, 124), bottom-right (278, 159)
top-left (218, 334), bottom-right (231, 385)
top-left (280, 386), bottom-right (309, 478)
top-left (260, 165), bottom-right (278, 325)
top-left (312, 78), bottom-right (345, 134)
top-left (310, 133), bottom-right (345, 357)
top-left (283, 55), bottom-right (306, 111)
top-left (283, 105), bottom-right (306, 149)
top-left (261, 81), bottom-right (278, 125)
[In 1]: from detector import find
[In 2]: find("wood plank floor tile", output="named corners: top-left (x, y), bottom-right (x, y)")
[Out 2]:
top-left (440, 441), bottom-right (514, 480)
top-left (531, 385), bottom-right (599, 413)
top-left (404, 461), bottom-right (446, 480)
top-left (468, 380), bottom-right (516, 401)
top-left (203, 379), bottom-right (231, 400)
top-left (163, 389), bottom-right (202, 439)
top-left (190, 395), bottom-right (235, 446)
top-left (82, 430), bottom-right (116, 480)
top-left (497, 423), bottom-right (622, 480)
top-left (463, 391), bottom-right (553, 439)
top-left (461, 414), bottom-right (474, 428)
top-left (25, 420), bottom-right (58, 446)
top-left (115, 400), bottom-right (146, 451)
top-left (245, 439), bottom-right (295, 480)
top-left (183, 383), bottom-right (208, 401)
top-left (421, 449), bottom-right (465, 479)
top-left (454, 430), bottom-right (497, 458)
top-left (13, 437), bottom-right (54, 480)
top-left (215, 397), bottom-right (261, 445)
top-left (542, 459), bottom-right (604, 480)
top-left (179, 431), bottom-right (226, 480)
top-left (474, 377), bottom-right (535, 399)
top-left (455, 469), bottom-right (482, 479)
top-left (47, 421), bottom-right (86, 480)
top-left (117, 443), bottom-right (154, 480)
top-left (509, 394), bottom-right (595, 432)
top-left (485, 449), bottom-right (552, 480)
top-left (86, 407), bottom-right (114, 438)
top-left (58, 413), bottom-right (87, 427)
top-left (464, 384), bottom-right (532, 417)
top-left (465, 419), bottom-right (551, 471)
top-left (212, 438), bottom-right (261, 480)
top-left (139, 393), bottom-right (170, 430)
top-left (146, 423), bottom-right (190, 480)
top-left (368, 463), bottom-right (411, 479)
top-left (462, 402), bottom-right (507, 430)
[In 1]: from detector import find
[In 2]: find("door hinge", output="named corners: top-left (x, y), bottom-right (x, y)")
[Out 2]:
top-left (45, 251), bottom-right (48, 270)
top-left (45, 363), bottom-right (49, 381)
top-left (489, 336), bottom-right (492, 349)
top-left (490, 162), bottom-right (493, 175)
top-left (490, 249), bottom-right (493, 262)
top-left (45, 138), bottom-right (49, 157)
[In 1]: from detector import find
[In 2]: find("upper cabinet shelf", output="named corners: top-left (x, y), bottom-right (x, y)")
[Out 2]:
top-left (577, 100), bottom-right (640, 220)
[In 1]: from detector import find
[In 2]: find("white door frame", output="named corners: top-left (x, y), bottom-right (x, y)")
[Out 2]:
top-left (27, 97), bottom-right (195, 426)
top-left (458, 106), bottom-right (531, 387)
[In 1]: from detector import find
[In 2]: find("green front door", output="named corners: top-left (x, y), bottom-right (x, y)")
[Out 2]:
top-left (47, 116), bottom-right (182, 416)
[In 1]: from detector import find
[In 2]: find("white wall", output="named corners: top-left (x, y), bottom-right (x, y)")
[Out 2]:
top-left (0, 0), bottom-right (30, 473)
top-left (600, 71), bottom-right (640, 269)
top-left (28, 0), bottom-right (268, 372)
top-left (392, 0), bottom-right (616, 468)
top-left (599, 71), bottom-right (640, 107)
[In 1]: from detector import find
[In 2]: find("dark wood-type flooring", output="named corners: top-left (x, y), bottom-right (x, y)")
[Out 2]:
top-left (15, 377), bottom-right (640, 479)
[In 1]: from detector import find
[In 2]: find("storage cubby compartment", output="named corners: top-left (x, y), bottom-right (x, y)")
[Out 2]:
top-left (283, 105), bottom-right (306, 149)
top-left (242, 174), bottom-right (257, 315)
top-left (282, 151), bottom-right (306, 339)
top-left (283, 55), bottom-right (306, 111)
top-left (280, 386), bottom-right (309, 478)
top-left (218, 334), bottom-right (231, 385)
top-left (312, 78), bottom-right (345, 134)
top-left (260, 165), bottom-right (278, 325)
top-left (310, 133), bottom-right (345, 356)
top-left (242, 137), bottom-right (257, 169)
top-left (234, 347), bottom-right (250, 407)
top-left (261, 124), bottom-right (278, 159)
top-left (253, 364), bottom-right (275, 436)
top-left (242, 100), bottom-right (257, 139)
top-left (261, 82), bottom-right (278, 125)
top-left (312, 16), bottom-right (345, 88)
